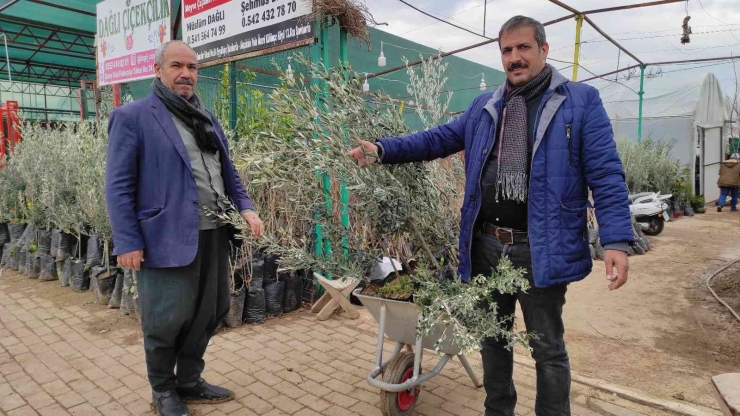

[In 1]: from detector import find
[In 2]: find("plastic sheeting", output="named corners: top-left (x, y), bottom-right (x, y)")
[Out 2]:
top-left (597, 73), bottom-right (728, 127)
top-left (595, 73), bottom-right (729, 164)
top-left (594, 73), bottom-right (731, 199)
top-left (611, 117), bottom-right (695, 167)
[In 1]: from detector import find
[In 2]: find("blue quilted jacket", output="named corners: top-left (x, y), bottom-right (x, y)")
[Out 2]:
top-left (378, 68), bottom-right (633, 288)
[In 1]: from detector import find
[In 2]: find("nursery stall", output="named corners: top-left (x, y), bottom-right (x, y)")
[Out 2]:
top-left (595, 73), bottom-right (731, 202)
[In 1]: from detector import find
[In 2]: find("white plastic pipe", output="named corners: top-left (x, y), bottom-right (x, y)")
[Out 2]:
top-left (1, 33), bottom-right (11, 83)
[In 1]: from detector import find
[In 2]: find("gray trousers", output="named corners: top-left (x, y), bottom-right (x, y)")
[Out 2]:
top-left (137, 227), bottom-right (230, 392)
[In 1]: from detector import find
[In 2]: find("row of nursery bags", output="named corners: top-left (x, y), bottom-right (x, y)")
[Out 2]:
top-left (225, 252), bottom-right (314, 327)
top-left (0, 227), bottom-right (315, 325)
top-left (0, 223), bottom-right (124, 305)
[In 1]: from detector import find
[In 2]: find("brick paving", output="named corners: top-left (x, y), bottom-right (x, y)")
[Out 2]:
top-left (0, 279), bottom-right (674, 416)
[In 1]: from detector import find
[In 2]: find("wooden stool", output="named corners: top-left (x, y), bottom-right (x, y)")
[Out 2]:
top-left (311, 272), bottom-right (360, 321)
top-left (712, 373), bottom-right (740, 416)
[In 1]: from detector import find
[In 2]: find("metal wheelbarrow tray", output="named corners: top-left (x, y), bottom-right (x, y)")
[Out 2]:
top-left (354, 289), bottom-right (482, 416)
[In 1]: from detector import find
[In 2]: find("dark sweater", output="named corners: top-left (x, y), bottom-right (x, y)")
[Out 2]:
top-left (476, 88), bottom-right (547, 231)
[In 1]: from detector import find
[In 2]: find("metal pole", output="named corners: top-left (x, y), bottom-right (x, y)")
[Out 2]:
top-left (582, 15), bottom-right (643, 66)
top-left (582, 56), bottom-right (740, 83)
top-left (579, 64), bottom-right (642, 83)
top-left (228, 63), bottom-right (237, 132)
top-left (483, 0), bottom-right (487, 37)
top-left (339, 27), bottom-right (350, 257)
top-left (320, 18), bottom-right (332, 260)
top-left (340, 28), bottom-right (348, 76)
top-left (112, 84), bottom-right (121, 108)
top-left (638, 65), bottom-right (645, 143)
top-left (615, 49), bottom-right (621, 82)
top-left (583, 0), bottom-right (686, 15)
top-left (2, 34), bottom-right (11, 82)
top-left (412, 315), bottom-right (423, 379)
top-left (0, 33), bottom-right (10, 102)
top-left (374, 304), bottom-right (386, 369)
top-left (79, 81), bottom-right (88, 120)
top-left (457, 355), bottom-right (483, 387)
top-left (368, 14), bottom-right (575, 80)
top-left (312, 19), bottom-right (324, 261)
top-left (572, 14), bottom-right (584, 81)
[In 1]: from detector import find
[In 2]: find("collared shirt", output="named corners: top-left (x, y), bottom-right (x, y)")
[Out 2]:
top-left (172, 115), bottom-right (228, 230)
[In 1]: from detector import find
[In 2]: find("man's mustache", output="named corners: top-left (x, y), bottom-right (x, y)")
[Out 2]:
top-left (176, 79), bottom-right (193, 85)
top-left (508, 62), bottom-right (528, 72)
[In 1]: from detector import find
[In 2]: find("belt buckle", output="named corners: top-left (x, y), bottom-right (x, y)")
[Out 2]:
top-left (495, 228), bottom-right (514, 244)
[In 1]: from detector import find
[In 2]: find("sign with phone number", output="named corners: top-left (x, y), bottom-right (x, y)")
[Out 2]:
top-left (182, 0), bottom-right (313, 64)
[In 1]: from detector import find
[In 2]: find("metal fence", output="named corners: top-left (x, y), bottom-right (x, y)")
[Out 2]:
top-left (116, 42), bottom-right (450, 133)
top-left (119, 45), bottom-right (314, 126)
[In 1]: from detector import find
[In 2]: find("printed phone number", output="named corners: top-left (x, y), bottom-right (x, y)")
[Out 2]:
top-left (242, 1), bottom-right (298, 28)
top-left (186, 25), bottom-right (226, 44)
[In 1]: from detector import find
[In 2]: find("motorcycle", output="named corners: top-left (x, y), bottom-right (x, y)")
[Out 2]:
top-left (628, 192), bottom-right (672, 236)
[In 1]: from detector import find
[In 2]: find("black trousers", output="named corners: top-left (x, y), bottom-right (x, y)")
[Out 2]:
top-left (137, 227), bottom-right (230, 392)
top-left (471, 231), bottom-right (571, 416)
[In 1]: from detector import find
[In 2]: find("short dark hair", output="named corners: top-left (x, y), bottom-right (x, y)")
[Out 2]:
top-left (499, 16), bottom-right (547, 49)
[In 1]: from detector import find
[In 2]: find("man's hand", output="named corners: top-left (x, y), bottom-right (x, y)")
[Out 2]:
top-left (349, 140), bottom-right (379, 167)
top-left (604, 249), bottom-right (629, 290)
top-left (118, 250), bottom-right (144, 271)
top-left (242, 211), bottom-right (264, 238)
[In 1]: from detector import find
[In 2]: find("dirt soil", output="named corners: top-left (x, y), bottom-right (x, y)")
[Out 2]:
top-left (530, 209), bottom-right (740, 410)
top-left (0, 269), bottom-right (141, 336)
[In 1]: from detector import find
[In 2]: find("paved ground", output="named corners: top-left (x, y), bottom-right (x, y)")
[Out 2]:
top-left (0, 278), bottom-right (693, 416)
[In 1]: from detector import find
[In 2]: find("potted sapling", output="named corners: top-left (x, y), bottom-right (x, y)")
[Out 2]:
top-left (216, 55), bottom-right (534, 359)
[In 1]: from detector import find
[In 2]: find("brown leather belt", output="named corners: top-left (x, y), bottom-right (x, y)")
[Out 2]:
top-left (481, 223), bottom-right (528, 244)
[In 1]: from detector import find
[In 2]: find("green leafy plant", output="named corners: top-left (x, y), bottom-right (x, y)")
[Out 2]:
top-left (690, 195), bottom-right (705, 209)
top-left (74, 89), bottom-right (115, 268)
top-left (211, 54), bottom-right (531, 355)
top-left (12, 88), bottom-right (115, 263)
top-left (373, 275), bottom-right (414, 300)
top-left (228, 244), bottom-right (251, 294)
top-left (10, 127), bottom-right (50, 227)
top-left (414, 257), bottom-right (533, 355)
top-left (403, 52), bottom-right (453, 130)
top-left (404, 53), bottom-right (465, 248)
top-left (617, 138), bottom-right (681, 194)
top-left (672, 166), bottom-right (693, 208)
top-left (0, 157), bottom-right (26, 224)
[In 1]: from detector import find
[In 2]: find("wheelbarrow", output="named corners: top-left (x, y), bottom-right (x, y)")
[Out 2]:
top-left (354, 289), bottom-right (483, 416)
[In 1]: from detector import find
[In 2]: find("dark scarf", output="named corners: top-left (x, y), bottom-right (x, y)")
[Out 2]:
top-left (152, 78), bottom-right (220, 154)
top-left (496, 65), bottom-right (553, 202)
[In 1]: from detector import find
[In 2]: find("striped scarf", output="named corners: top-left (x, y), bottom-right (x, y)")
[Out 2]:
top-left (496, 65), bottom-right (553, 203)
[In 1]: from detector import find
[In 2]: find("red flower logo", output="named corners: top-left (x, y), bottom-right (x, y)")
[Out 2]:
top-left (125, 34), bottom-right (134, 50)
top-left (101, 40), bottom-right (107, 58)
top-left (158, 24), bottom-right (167, 44)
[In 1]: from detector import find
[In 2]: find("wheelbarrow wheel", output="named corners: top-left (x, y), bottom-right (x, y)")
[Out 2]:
top-left (379, 351), bottom-right (421, 416)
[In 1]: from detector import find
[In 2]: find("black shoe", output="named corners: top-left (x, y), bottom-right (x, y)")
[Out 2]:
top-left (176, 378), bottom-right (235, 404)
top-left (151, 390), bottom-right (189, 416)
top-left (718, 206), bottom-right (723, 212)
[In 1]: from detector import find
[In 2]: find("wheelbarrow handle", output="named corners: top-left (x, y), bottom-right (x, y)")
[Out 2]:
top-left (373, 303), bottom-right (387, 370)
top-left (457, 354), bottom-right (484, 388)
top-left (413, 315), bottom-right (424, 380)
top-left (367, 353), bottom-right (454, 392)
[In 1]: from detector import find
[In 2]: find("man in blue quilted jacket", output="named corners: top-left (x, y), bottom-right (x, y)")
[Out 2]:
top-left (350, 16), bottom-right (633, 416)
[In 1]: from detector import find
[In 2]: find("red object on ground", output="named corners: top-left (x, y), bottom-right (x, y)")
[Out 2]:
top-left (396, 367), bottom-right (417, 411)
top-left (0, 100), bottom-right (21, 168)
